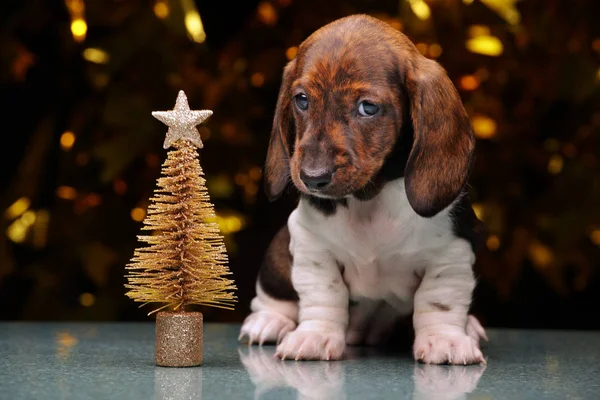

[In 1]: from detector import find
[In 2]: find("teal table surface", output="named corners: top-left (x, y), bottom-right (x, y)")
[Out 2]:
top-left (0, 323), bottom-right (599, 400)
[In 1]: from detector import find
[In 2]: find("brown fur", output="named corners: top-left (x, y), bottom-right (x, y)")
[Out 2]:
top-left (258, 226), bottom-right (298, 301)
top-left (264, 14), bottom-right (475, 218)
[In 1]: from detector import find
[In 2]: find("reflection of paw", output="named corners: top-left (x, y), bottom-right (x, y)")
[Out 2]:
top-left (239, 311), bottom-right (296, 345)
top-left (239, 347), bottom-right (286, 397)
top-left (239, 346), bottom-right (345, 400)
top-left (276, 326), bottom-right (345, 361)
top-left (465, 315), bottom-right (488, 343)
top-left (413, 363), bottom-right (486, 400)
top-left (414, 332), bottom-right (485, 365)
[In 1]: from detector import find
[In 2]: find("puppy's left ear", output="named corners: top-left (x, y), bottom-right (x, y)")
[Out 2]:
top-left (404, 57), bottom-right (475, 217)
top-left (264, 59), bottom-right (297, 200)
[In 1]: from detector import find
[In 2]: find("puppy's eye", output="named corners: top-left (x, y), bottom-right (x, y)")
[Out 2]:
top-left (294, 94), bottom-right (309, 111)
top-left (358, 101), bottom-right (379, 117)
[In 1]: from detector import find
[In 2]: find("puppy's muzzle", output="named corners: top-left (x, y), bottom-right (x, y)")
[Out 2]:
top-left (300, 168), bottom-right (333, 191)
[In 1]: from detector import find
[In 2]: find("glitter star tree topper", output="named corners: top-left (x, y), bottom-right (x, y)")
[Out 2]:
top-left (125, 90), bottom-right (236, 367)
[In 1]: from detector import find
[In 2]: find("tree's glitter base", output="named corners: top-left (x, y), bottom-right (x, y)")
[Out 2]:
top-left (156, 311), bottom-right (203, 367)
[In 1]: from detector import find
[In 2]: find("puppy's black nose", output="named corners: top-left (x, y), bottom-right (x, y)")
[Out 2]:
top-left (300, 169), bottom-right (332, 190)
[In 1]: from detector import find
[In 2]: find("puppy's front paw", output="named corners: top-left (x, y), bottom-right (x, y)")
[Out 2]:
top-left (239, 311), bottom-right (296, 345)
top-left (276, 326), bottom-right (345, 361)
top-left (414, 331), bottom-right (485, 365)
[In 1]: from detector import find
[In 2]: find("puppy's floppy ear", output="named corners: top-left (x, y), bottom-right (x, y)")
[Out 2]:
top-left (404, 57), bottom-right (475, 217)
top-left (265, 59), bottom-right (296, 200)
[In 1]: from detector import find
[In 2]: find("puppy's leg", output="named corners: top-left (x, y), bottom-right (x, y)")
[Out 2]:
top-left (239, 283), bottom-right (298, 345)
top-left (412, 239), bottom-right (486, 365)
top-left (275, 216), bottom-right (348, 361)
top-left (275, 254), bottom-right (348, 360)
top-left (240, 227), bottom-right (298, 345)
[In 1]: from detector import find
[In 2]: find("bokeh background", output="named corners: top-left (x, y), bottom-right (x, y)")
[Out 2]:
top-left (1, 0), bottom-right (599, 329)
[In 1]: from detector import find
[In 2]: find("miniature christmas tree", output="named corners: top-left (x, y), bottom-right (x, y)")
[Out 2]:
top-left (125, 90), bottom-right (236, 367)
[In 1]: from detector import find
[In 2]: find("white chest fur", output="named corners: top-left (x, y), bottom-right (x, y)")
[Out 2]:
top-left (288, 179), bottom-right (457, 303)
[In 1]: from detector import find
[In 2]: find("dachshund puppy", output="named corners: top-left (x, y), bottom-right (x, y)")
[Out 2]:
top-left (239, 14), bottom-right (487, 364)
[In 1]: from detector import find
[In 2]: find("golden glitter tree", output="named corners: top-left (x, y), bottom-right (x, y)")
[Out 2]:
top-left (125, 91), bottom-right (236, 367)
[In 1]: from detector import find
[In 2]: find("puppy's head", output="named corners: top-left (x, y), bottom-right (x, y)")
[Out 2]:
top-left (265, 15), bottom-right (475, 217)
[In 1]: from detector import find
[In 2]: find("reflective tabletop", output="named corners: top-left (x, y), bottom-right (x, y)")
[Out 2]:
top-left (0, 323), bottom-right (598, 399)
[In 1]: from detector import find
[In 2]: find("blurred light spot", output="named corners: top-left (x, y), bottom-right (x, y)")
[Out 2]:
top-left (76, 153), bottom-right (89, 166)
top-left (386, 18), bottom-right (403, 31)
top-left (146, 153), bottom-right (160, 168)
top-left (131, 207), bottom-right (146, 222)
top-left (257, 2), bottom-right (278, 25)
top-left (60, 131), bottom-right (76, 151)
top-left (167, 73), bottom-right (182, 87)
top-left (56, 186), bottom-right (78, 200)
top-left (415, 43), bottom-right (428, 55)
top-left (82, 48), bottom-right (109, 64)
top-left (528, 241), bottom-right (554, 269)
top-left (468, 25), bottom-right (491, 38)
top-left (113, 179), bottom-right (128, 195)
top-left (65, 0), bottom-right (86, 41)
top-left (32, 210), bottom-right (50, 249)
top-left (428, 44), bottom-right (442, 58)
top-left (462, 0), bottom-right (474, 4)
top-left (460, 75), bottom-right (479, 91)
top-left (596, 68), bottom-right (600, 81)
top-left (208, 175), bottom-right (234, 198)
top-left (408, 0), bottom-right (431, 20)
top-left (589, 229), bottom-right (600, 246)
top-left (543, 138), bottom-right (560, 152)
top-left (251, 73), bottom-right (265, 87)
top-left (592, 39), bottom-right (600, 53)
top-left (65, 0), bottom-right (83, 13)
top-left (11, 45), bottom-right (35, 82)
top-left (21, 210), bottom-right (36, 226)
top-left (216, 214), bottom-right (245, 234)
top-left (221, 122), bottom-right (238, 140)
top-left (79, 292), bottom-right (95, 307)
top-left (486, 235), bottom-right (500, 251)
top-left (5, 197), bottom-right (30, 220)
top-left (56, 331), bottom-right (78, 360)
top-left (84, 194), bottom-right (102, 207)
top-left (472, 203), bottom-right (484, 221)
top-left (70, 19), bottom-right (87, 42)
top-left (480, 0), bottom-right (521, 25)
top-left (472, 115), bottom-right (497, 139)
top-left (547, 154), bottom-right (564, 175)
top-left (466, 36), bottom-right (503, 56)
top-left (92, 73), bottom-right (110, 89)
top-left (154, 0), bottom-right (169, 19)
top-left (563, 144), bottom-right (577, 158)
top-left (234, 59), bottom-right (247, 73)
top-left (249, 166), bottom-right (262, 180)
top-left (57, 331), bottom-right (78, 347)
top-left (6, 210), bottom-right (37, 244)
top-left (7, 219), bottom-right (27, 243)
top-left (475, 68), bottom-right (490, 81)
top-left (245, 182), bottom-right (258, 196)
top-left (235, 173), bottom-right (249, 186)
top-left (286, 46), bottom-right (298, 60)
top-left (181, 0), bottom-right (206, 43)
